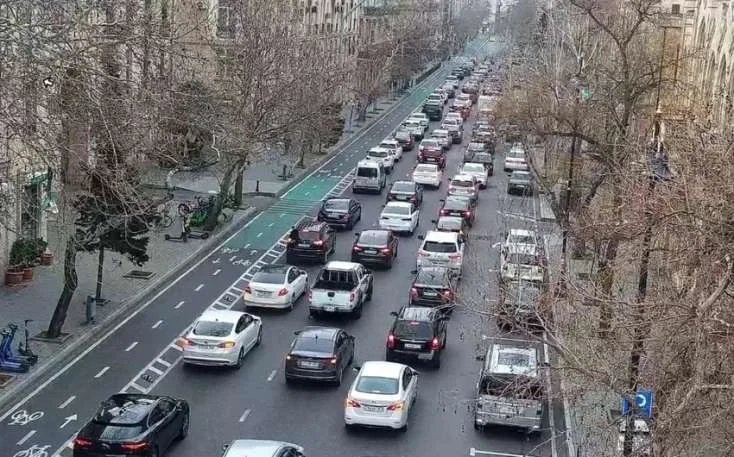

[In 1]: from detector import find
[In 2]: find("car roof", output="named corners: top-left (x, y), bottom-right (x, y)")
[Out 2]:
top-left (487, 345), bottom-right (538, 377)
top-left (298, 221), bottom-right (326, 232)
top-left (369, 147), bottom-right (389, 153)
top-left (433, 129), bottom-right (449, 134)
top-left (359, 361), bottom-right (405, 378)
top-left (391, 180), bottom-right (415, 186)
top-left (445, 195), bottom-right (470, 205)
top-left (438, 215), bottom-right (464, 223)
top-left (398, 306), bottom-right (436, 321)
top-left (359, 229), bottom-right (390, 237)
top-left (224, 440), bottom-right (300, 457)
top-left (357, 159), bottom-right (381, 167)
top-left (298, 326), bottom-right (339, 340)
top-left (415, 163), bottom-right (439, 169)
top-left (324, 197), bottom-right (349, 203)
top-left (324, 260), bottom-right (361, 271)
top-left (507, 244), bottom-right (539, 255)
top-left (198, 309), bottom-right (245, 324)
top-left (380, 139), bottom-right (398, 144)
top-left (509, 228), bottom-right (536, 237)
top-left (385, 201), bottom-right (413, 209)
top-left (463, 162), bottom-right (485, 168)
top-left (94, 394), bottom-right (159, 425)
top-left (424, 230), bottom-right (459, 242)
top-left (511, 170), bottom-right (531, 176)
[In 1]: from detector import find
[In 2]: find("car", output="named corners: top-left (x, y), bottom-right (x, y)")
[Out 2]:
top-left (439, 195), bottom-right (475, 226)
top-left (426, 92), bottom-right (444, 105)
top-left (464, 141), bottom-right (489, 161)
top-left (460, 162), bottom-right (490, 189)
top-left (430, 129), bottom-right (451, 150)
top-left (309, 261), bottom-right (373, 318)
top-left (504, 144), bottom-right (529, 172)
top-left (351, 229), bottom-right (399, 268)
top-left (387, 180), bottom-right (423, 206)
top-left (317, 197), bottom-right (362, 229)
top-left (441, 118), bottom-right (463, 143)
top-left (456, 92), bottom-right (472, 106)
top-left (449, 99), bottom-right (465, 113)
top-left (418, 138), bottom-right (442, 155)
top-left (243, 264), bottom-right (309, 310)
top-left (222, 440), bottom-right (305, 457)
top-left (344, 361), bottom-right (419, 431)
top-left (379, 139), bottom-right (403, 162)
top-left (402, 120), bottom-right (425, 140)
top-left (500, 243), bottom-right (546, 284)
top-left (422, 99), bottom-right (443, 121)
top-left (446, 75), bottom-right (460, 87)
top-left (385, 306), bottom-right (448, 368)
top-left (285, 327), bottom-right (355, 385)
top-left (497, 281), bottom-right (545, 332)
top-left (416, 230), bottom-right (466, 276)
top-left (409, 266), bottom-right (458, 310)
top-left (366, 147), bottom-right (394, 173)
top-left (73, 394), bottom-right (190, 457)
top-left (444, 112), bottom-right (463, 124)
top-left (442, 83), bottom-right (456, 98)
top-left (286, 221), bottom-right (336, 264)
top-left (181, 310), bottom-right (262, 368)
top-left (412, 163), bottom-right (443, 188)
top-left (469, 152), bottom-right (495, 175)
top-left (472, 127), bottom-right (496, 146)
top-left (406, 112), bottom-right (430, 131)
top-left (418, 141), bottom-right (446, 169)
top-left (507, 170), bottom-right (533, 195)
top-left (394, 129), bottom-right (415, 151)
top-left (448, 174), bottom-right (479, 205)
top-left (502, 228), bottom-right (539, 252)
top-left (378, 201), bottom-right (420, 235)
top-left (431, 89), bottom-right (448, 104)
top-left (432, 215), bottom-right (468, 235)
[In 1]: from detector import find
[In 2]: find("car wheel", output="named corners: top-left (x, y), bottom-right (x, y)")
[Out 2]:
top-left (309, 309), bottom-right (318, 318)
top-left (347, 218), bottom-right (354, 230)
top-left (286, 253), bottom-right (294, 264)
top-left (322, 250), bottom-right (329, 264)
top-left (287, 295), bottom-right (295, 311)
top-left (334, 366), bottom-right (343, 386)
top-left (234, 348), bottom-right (245, 370)
top-left (386, 256), bottom-right (393, 270)
top-left (385, 350), bottom-right (395, 362)
top-left (255, 327), bottom-right (262, 346)
top-left (353, 303), bottom-right (363, 319)
top-left (432, 352), bottom-right (441, 369)
top-left (366, 284), bottom-right (373, 301)
top-left (345, 423), bottom-right (355, 432)
top-left (149, 447), bottom-right (159, 457)
top-left (178, 413), bottom-right (190, 440)
top-left (474, 421), bottom-right (483, 431)
top-left (358, 210), bottom-right (362, 222)
top-left (399, 421), bottom-right (409, 433)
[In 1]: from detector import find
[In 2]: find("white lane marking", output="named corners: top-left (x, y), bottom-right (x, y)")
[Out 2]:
top-left (268, 222), bottom-right (274, 227)
top-left (250, 250), bottom-right (258, 255)
top-left (174, 301), bottom-right (184, 309)
top-left (238, 408), bottom-right (251, 423)
top-left (244, 243), bottom-right (251, 249)
top-left (304, 191), bottom-right (310, 196)
top-left (152, 320), bottom-right (163, 329)
top-left (58, 396), bottom-right (76, 409)
top-left (16, 430), bottom-right (36, 445)
top-left (155, 358), bottom-right (172, 367)
top-left (148, 366), bottom-right (163, 375)
top-left (280, 213), bottom-right (285, 218)
top-left (94, 366), bottom-right (110, 378)
top-left (170, 343), bottom-right (183, 352)
top-left (229, 255), bottom-right (237, 262)
top-left (194, 284), bottom-right (204, 291)
top-left (469, 450), bottom-right (527, 457)
top-left (213, 269), bottom-right (221, 276)
top-left (231, 286), bottom-right (243, 292)
top-left (267, 370), bottom-right (277, 381)
top-left (256, 232), bottom-right (263, 238)
top-left (125, 341), bottom-right (138, 351)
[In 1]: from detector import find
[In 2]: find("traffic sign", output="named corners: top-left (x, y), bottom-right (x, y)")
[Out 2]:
top-left (622, 388), bottom-right (654, 418)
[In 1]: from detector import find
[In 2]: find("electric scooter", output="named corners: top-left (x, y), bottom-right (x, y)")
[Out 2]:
top-left (1, 324), bottom-right (36, 366)
top-left (0, 330), bottom-right (30, 373)
top-left (17, 320), bottom-right (38, 364)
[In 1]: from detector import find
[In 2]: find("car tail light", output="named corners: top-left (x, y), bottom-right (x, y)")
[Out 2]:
top-left (218, 341), bottom-right (236, 349)
top-left (387, 333), bottom-right (397, 349)
top-left (329, 357), bottom-right (338, 364)
top-left (440, 209), bottom-right (449, 215)
top-left (177, 337), bottom-right (193, 347)
top-left (277, 288), bottom-right (289, 296)
top-left (464, 210), bottom-right (472, 217)
top-left (244, 286), bottom-right (252, 294)
top-left (342, 214), bottom-right (350, 220)
top-left (121, 442), bottom-right (150, 451)
top-left (379, 246), bottom-right (392, 254)
top-left (410, 287), bottom-right (419, 298)
top-left (449, 186), bottom-right (456, 192)
top-left (313, 240), bottom-right (324, 247)
top-left (286, 238), bottom-right (296, 245)
top-left (308, 290), bottom-right (313, 300)
top-left (388, 193), bottom-right (396, 200)
top-left (387, 401), bottom-right (405, 411)
top-left (442, 290), bottom-right (453, 301)
top-left (449, 254), bottom-right (462, 262)
top-left (417, 250), bottom-right (430, 257)
top-left (352, 245), bottom-right (363, 252)
top-left (350, 292), bottom-right (356, 302)
top-left (431, 338), bottom-right (441, 351)
top-left (286, 354), bottom-right (293, 361)
top-left (346, 398), bottom-right (361, 408)
top-left (73, 437), bottom-right (93, 448)
top-left (409, 196), bottom-right (417, 203)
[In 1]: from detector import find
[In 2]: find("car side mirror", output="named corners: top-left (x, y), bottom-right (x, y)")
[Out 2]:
top-left (410, 269), bottom-right (418, 274)
top-left (222, 444), bottom-right (230, 451)
top-left (293, 330), bottom-right (301, 335)
top-left (431, 219), bottom-right (437, 224)
top-left (390, 311), bottom-right (399, 317)
top-left (417, 235), bottom-right (425, 240)
top-left (439, 199), bottom-right (445, 202)
top-left (476, 354), bottom-right (486, 361)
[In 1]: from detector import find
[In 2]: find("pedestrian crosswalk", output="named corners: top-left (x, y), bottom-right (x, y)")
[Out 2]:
top-left (268, 198), bottom-right (319, 216)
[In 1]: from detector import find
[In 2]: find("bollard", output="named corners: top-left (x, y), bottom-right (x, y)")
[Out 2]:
top-left (256, 180), bottom-right (260, 192)
top-left (85, 295), bottom-right (96, 324)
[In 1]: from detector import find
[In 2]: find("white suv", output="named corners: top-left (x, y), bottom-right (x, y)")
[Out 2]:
top-left (504, 144), bottom-right (528, 172)
top-left (366, 147), bottom-right (395, 173)
top-left (379, 139), bottom-right (403, 162)
top-left (407, 113), bottom-right (430, 132)
top-left (416, 231), bottom-right (465, 277)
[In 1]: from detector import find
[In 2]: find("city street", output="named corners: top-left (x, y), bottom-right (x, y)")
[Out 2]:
top-left (0, 38), bottom-right (563, 457)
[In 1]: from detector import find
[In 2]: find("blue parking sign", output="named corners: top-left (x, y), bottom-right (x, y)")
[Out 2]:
top-left (622, 388), bottom-right (654, 418)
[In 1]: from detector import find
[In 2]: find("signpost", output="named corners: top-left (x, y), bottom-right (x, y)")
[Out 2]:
top-left (622, 388), bottom-right (654, 418)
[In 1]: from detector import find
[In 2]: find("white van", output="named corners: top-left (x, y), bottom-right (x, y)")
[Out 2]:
top-left (353, 159), bottom-right (386, 194)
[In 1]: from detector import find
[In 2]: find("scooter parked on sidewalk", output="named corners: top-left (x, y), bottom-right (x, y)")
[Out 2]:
top-left (0, 330), bottom-right (30, 373)
top-left (1, 323), bottom-right (37, 366)
top-left (17, 320), bottom-right (38, 364)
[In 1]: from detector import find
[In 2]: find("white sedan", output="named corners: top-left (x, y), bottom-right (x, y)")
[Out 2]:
top-left (345, 361), bottom-right (419, 431)
top-left (181, 310), bottom-right (262, 369)
top-left (379, 202), bottom-right (420, 235)
top-left (243, 264), bottom-right (309, 310)
top-left (412, 164), bottom-right (443, 188)
top-left (460, 162), bottom-right (489, 189)
top-left (379, 139), bottom-right (403, 162)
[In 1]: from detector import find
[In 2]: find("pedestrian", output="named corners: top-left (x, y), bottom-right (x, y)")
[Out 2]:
top-left (289, 226), bottom-right (300, 242)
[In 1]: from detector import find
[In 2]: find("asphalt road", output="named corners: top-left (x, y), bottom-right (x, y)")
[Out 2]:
top-left (0, 37), bottom-right (564, 457)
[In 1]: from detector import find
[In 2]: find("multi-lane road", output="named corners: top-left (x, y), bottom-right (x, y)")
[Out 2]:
top-left (0, 37), bottom-right (567, 457)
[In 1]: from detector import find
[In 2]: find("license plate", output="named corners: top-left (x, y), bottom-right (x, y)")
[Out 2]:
top-left (298, 243), bottom-right (310, 248)
top-left (427, 158), bottom-right (436, 162)
top-left (365, 249), bottom-right (377, 254)
top-left (418, 353), bottom-right (433, 360)
top-left (405, 343), bottom-right (421, 349)
top-left (298, 361), bottom-right (320, 369)
top-left (325, 306), bottom-right (336, 312)
top-left (363, 406), bottom-right (383, 412)
top-left (255, 291), bottom-right (270, 297)
top-left (329, 213), bottom-right (340, 218)
top-left (423, 291), bottom-right (438, 296)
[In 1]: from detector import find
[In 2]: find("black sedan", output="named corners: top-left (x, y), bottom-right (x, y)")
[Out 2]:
top-left (351, 229), bottom-right (399, 268)
top-left (386, 180), bottom-right (423, 207)
top-left (409, 267), bottom-right (458, 311)
top-left (507, 171), bottom-right (533, 196)
top-left (73, 393), bottom-right (189, 457)
top-left (394, 129), bottom-right (414, 151)
top-left (285, 326), bottom-right (355, 385)
top-left (439, 196), bottom-right (475, 226)
top-left (317, 197), bottom-right (362, 229)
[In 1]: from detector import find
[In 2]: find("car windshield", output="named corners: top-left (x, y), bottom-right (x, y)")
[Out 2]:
top-left (404, 122), bottom-right (420, 128)
top-left (463, 164), bottom-right (485, 173)
top-left (391, 182), bottom-right (415, 193)
top-left (415, 270), bottom-right (449, 286)
top-left (511, 172), bottom-right (531, 181)
top-left (251, 271), bottom-right (286, 284)
top-left (324, 199), bottom-right (349, 211)
top-left (509, 233), bottom-right (535, 245)
top-left (357, 167), bottom-right (378, 178)
top-left (380, 142), bottom-right (396, 149)
top-left (299, 230), bottom-right (321, 241)
top-left (415, 165), bottom-right (438, 173)
top-left (451, 179), bottom-right (474, 187)
top-left (438, 218), bottom-right (463, 230)
top-left (433, 131), bottom-right (448, 137)
top-left (509, 253), bottom-right (540, 266)
top-left (475, 153), bottom-right (492, 162)
top-left (368, 150), bottom-right (388, 158)
top-left (85, 423), bottom-right (144, 441)
top-left (384, 205), bottom-right (411, 216)
top-left (468, 143), bottom-right (485, 151)
top-left (356, 376), bottom-right (399, 395)
top-left (394, 320), bottom-right (434, 339)
top-left (293, 336), bottom-right (334, 353)
top-left (193, 320), bottom-right (233, 337)
top-left (508, 149), bottom-right (525, 159)
top-left (423, 241), bottom-right (458, 253)
top-left (444, 120), bottom-right (459, 126)
top-left (358, 231), bottom-right (389, 245)
top-left (422, 140), bottom-right (440, 148)
top-left (444, 198), bottom-right (469, 210)
top-left (395, 131), bottom-right (411, 140)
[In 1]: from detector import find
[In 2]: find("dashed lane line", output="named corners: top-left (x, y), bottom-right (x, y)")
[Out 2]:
top-left (213, 269), bottom-right (221, 276)
top-left (194, 284), bottom-right (204, 291)
top-left (58, 396), bottom-right (75, 409)
top-left (267, 370), bottom-right (277, 382)
top-left (125, 341), bottom-right (138, 351)
top-left (238, 408), bottom-right (251, 423)
top-left (93, 367), bottom-right (110, 378)
top-left (151, 320), bottom-right (163, 329)
top-left (174, 301), bottom-right (184, 309)
top-left (17, 430), bottom-right (36, 446)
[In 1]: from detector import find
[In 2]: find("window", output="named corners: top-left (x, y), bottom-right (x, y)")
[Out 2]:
top-left (670, 4), bottom-right (680, 15)
top-left (193, 321), bottom-right (233, 337)
top-left (148, 407), bottom-right (164, 426)
top-left (357, 167), bottom-right (377, 177)
top-left (356, 376), bottom-right (399, 394)
top-left (422, 241), bottom-right (458, 253)
top-left (217, 0), bottom-right (236, 39)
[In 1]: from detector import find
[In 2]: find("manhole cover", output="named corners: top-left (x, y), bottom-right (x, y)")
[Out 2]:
top-left (123, 270), bottom-right (156, 280)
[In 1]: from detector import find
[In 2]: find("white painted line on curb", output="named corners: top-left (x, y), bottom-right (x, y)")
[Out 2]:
top-left (268, 222), bottom-right (274, 227)
top-left (194, 284), bottom-right (204, 291)
top-left (94, 367), bottom-right (110, 378)
top-left (212, 269), bottom-right (221, 276)
top-left (58, 396), bottom-right (76, 409)
top-left (174, 301), bottom-right (184, 309)
top-left (125, 341), bottom-right (138, 351)
top-left (231, 286), bottom-right (243, 292)
top-left (238, 408), bottom-right (251, 423)
top-left (152, 320), bottom-right (163, 329)
top-left (155, 358), bottom-right (172, 367)
top-left (17, 430), bottom-right (36, 445)
top-left (469, 449), bottom-right (528, 457)
top-left (148, 366), bottom-right (163, 376)
top-left (170, 343), bottom-right (183, 352)
top-left (267, 370), bottom-right (277, 382)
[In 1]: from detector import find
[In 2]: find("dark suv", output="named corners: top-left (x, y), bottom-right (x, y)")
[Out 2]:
top-left (385, 306), bottom-right (448, 369)
top-left (351, 229), bottom-right (399, 268)
top-left (418, 144), bottom-right (446, 169)
top-left (286, 222), bottom-right (336, 264)
top-left (73, 394), bottom-right (190, 457)
top-left (284, 326), bottom-right (355, 385)
top-left (439, 196), bottom-right (475, 226)
top-left (317, 197), bottom-right (362, 229)
top-left (387, 181), bottom-right (423, 206)
top-left (497, 281), bottom-right (544, 332)
top-left (409, 267), bottom-right (458, 311)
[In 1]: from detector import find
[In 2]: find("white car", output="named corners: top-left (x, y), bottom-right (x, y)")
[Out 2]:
top-left (407, 113), bottom-right (429, 132)
top-left (502, 228), bottom-right (539, 252)
top-left (379, 201), bottom-right (420, 235)
top-left (181, 310), bottom-right (262, 368)
top-left (379, 139), bottom-right (403, 162)
top-left (448, 174), bottom-right (479, 204)
top-left (402, 120), bottom-right (424, 139)
top-left (412, 164), bottom-right (443, 188)
top-left (367, 147), bottom-right (394, 173)
top-left (504, 145), bottom-right (528, 172)
top-left (344, 361), bottom-right (419, 431)
top-left (435, 215), bottom-right (465, 234)
top-left (446, 76), bottom-right (460, 89)
top-left (457, 93), bottom-right (472, 106)
top-left (430, 129), bottom-right (451, 150)
top-left (222, 440), bottom-right (305, 457)
top-left (460, 162), bottom-right (489, 189)
top-left (444, 112), bottom-right (463, 123)
top-left (243, 264), bottom-right (309, 310)
top-left (417, 230), bottom-right (465, 277)
top-left (500, 244), bottom-right (545, 283)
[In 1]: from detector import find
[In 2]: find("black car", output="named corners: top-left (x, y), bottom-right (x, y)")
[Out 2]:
top-left (507, 171), bottom-right (533, 196)
top-left (386, 181), bottom-right (423, 206)
top-left (73, 394), bottom-right (189, 457)
top-left (285, 326), bottom-right (355, 385)
top-left (394, 129), bottom-right (415, 151)
top-left (497, 281), bottom-right (544, 332)
top-left (317, 197), bottom-right (362, 229)
top-left (463, 142), bottom-right (489, 161)
top-left (351, 229), bottom-right (399, 268)
top-left (409, 267), bottom-right (458, 311)
top-left (439, 196), bottom-right (475, 226)
top-left (385, 307), bottom-right (448, 369)
top-left (469, 152), bottom-right (495, 176)
top-left (286, 221), bottom-right (336, 264)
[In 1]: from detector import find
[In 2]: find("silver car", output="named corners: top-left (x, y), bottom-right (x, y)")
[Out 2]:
top-left (222, 440), bottom-right (305, 457)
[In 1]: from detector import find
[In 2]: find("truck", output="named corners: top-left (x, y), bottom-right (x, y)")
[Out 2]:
top-left (308, 261), bottom-right (373, 319)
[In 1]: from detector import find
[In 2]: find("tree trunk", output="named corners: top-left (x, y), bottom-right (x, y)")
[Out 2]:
top-left (233, 172), bottom-right (243, 207)
top-left (95, 246), bottom-right (104, 301)
top-left (46, 236), bottom-right (78, 338)
top-left (204, 159), bottom-right (244, 231)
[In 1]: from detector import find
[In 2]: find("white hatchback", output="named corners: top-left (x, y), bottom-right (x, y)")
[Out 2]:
top-left (379, 139), bottom-right (403, 162)
top-left (412, 164), bottom-right (443, 188)
top-left (243, 264), bottom-right (309, 310)
top-left (344, 361), bottom-right (419, 431)
top-left (367, 147), bottom-right (395, 173)
top-left (181, 310), bottom-right (262, 369)
top-left (504, 146), bottom-right (528, 172)
top-left (379, 202), bottom-right (420, 235)
top-left (416, 231), bottom-right (465, 277)
top-left (430, 129), bottom-right (451, 150)
top-left (460, 162), bottom-right (489, 189)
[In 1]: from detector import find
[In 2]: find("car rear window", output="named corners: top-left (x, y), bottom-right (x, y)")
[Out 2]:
top-left (251, 272), bottom-right (285, 284)
top-left (422, 140), bottom-right (440, 148)
top-left (394, 320), bottom-right (434, 339)
top-left (193, 320), bottom-right (233, 337)
top-left (384, 205), bottom-right (411, 216)
top-left (356, 376), bottom-right (399, 395)
top-left (85, 423), bottom-right (145, 441)
top-left (324, 200), bottom-right (349, 211)
top-left (293, 336), bottom-right (334, 353)
top-left (368, 150), bottom-right (388, 158)
top-left (438, 218), bottom-right (463, 230)
top-left (395, 131), bottom-right (411, 140)
top-left (391, 182), bottom-right (415, 193)
top-left (357, 167), bottom-right (377, 178)
top-left (468, 143), bottom-right (485, 151)
top-left (463, 164), bottom-right (485, 173)
top-left (423, 241), bottom-right (458, 253)
top-left (444, 199), bottom-right (469, 210)
top-left (451, 179), bottom-right (474, 187)
top-left (508, 253), bottom-right (540, 266)
top-left (358, 231), bottom-right (389, 245)
top-left (415, 270), bottom-right (449, 286)
top-left (415, 164), bottom-right (437, 173)
top-left (299, 230), bottom-right (321, 241)
top-left (507, 150), bottom-right (525, 159)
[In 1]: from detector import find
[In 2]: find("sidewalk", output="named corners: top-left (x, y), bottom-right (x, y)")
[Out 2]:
top-left (0, 62), bottom-right (442, 410)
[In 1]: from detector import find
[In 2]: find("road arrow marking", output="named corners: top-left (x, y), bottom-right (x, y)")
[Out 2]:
top-left (60, 414), bottom-right (77, 429)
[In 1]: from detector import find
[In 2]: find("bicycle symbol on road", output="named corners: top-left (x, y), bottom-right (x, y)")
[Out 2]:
top-left (14, 444), bottom-right (50, 457)
top-left (9, 409), bottom-right (44, 426)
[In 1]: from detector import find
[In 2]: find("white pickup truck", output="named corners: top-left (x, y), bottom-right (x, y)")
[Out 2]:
top-left (308, 261), bottom-right (373, 319)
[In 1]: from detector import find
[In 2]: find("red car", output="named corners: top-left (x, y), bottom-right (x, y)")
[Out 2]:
top-left (418, 146), bottom-right (446, 169)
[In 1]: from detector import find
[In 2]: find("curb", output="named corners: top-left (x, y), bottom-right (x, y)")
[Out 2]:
top-left (0, 206), bottom-right (257, 413)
